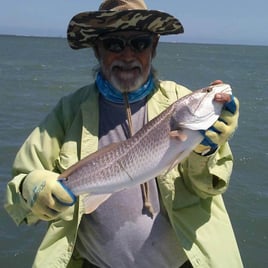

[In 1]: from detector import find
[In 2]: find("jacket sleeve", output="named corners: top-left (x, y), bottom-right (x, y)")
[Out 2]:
top-left (179, 142), bottom-right (233, 199)
top-left (4, 99), bottom-right (66, 225)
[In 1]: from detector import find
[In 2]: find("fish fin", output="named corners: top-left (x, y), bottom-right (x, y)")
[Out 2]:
top-left (164, 157), bottom-right (181, 175)
top-left (164, 148), bottom-right (193, 175)
top-left (83, 193), bottom-right (112, 214)
top-left (169, 130), bottom-right (188, 141)
top-left (165, 130), bottom-right (189, 173)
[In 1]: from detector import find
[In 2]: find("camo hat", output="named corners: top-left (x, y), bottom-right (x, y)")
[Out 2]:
top-left (67, 0), bottom-right (184, 49)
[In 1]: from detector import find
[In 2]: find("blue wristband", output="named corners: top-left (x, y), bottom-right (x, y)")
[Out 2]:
top-left (224, 95), bottom-right (236, 114)
top-left (53, 179), bottom-right (77, 206)
top-left (199, 129), bottom-right (218, 149)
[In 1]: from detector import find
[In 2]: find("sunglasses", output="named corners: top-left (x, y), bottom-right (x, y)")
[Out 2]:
top-left (98, 35), bottom-right (154, 53)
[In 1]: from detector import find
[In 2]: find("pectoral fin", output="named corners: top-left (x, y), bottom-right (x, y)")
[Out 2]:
top-left (164, 148), bottom-right (193, 175)
top-left (83, 193), bottom-right (112, 214)
top-left (169, 130), bottom-right (188, 141)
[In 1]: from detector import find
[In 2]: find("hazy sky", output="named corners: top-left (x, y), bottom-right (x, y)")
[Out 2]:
top-left (0, 0), bottom-right (267, 46)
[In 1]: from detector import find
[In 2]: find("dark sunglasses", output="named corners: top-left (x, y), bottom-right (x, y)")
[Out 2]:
top-left (98, 35), bottom-right (154, 53)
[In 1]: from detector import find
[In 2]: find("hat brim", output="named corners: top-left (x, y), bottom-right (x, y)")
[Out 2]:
top-left (67, 9), bottom-right (184, 49)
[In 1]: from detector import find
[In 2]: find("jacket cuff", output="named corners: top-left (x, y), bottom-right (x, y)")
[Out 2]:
top-left (4, 174), bottom-right (39, 225)
top-left (182, 144), bottom-right (233, 198)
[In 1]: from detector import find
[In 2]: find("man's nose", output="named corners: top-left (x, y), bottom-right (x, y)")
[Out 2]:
top-left (119, 45), bottom-right (136, 59)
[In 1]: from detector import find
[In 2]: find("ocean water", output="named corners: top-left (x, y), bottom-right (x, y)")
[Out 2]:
top-left (0, 35), bottom-right (267, 267)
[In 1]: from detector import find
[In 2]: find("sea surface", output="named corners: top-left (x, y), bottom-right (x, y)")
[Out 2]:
top-left (0, 35), bottom-right (267, 267)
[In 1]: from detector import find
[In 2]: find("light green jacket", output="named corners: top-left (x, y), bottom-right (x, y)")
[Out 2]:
top-left (5, 81), bottom-right (243, 267)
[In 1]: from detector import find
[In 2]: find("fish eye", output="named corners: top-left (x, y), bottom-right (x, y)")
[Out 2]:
top-left (204, 87), bottom-right (212, 93)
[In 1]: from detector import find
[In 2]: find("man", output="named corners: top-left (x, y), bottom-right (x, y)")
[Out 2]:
top-left (5, 0), bottom-right (243, 267)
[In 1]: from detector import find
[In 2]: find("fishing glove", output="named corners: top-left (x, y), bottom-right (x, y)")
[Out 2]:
top-left (21, 170), bottom-right (76, 221)
top-left (195, 95), bottom-right (239, 155)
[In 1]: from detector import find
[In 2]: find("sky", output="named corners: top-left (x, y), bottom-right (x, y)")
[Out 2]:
top-left (0, 0), bottom-right (267, 46)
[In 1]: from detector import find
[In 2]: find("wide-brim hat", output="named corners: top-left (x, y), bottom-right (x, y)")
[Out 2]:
top-left (67, 0), bottom-right (184, 49)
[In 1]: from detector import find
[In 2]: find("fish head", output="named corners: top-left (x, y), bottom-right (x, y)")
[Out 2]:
top-left (172, 83), bottom-right (232, 130)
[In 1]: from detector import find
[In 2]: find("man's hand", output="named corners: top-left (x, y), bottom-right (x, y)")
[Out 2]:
top-left (195, 81), bottom-right (240, 155)
top-left (22, 170), bottom-right (76, 221)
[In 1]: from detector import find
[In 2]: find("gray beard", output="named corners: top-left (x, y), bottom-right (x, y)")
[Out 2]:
top-left (92, 65), bottom-right (158, 91)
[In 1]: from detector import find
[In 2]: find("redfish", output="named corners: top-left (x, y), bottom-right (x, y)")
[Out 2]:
top-left (59, 83), bottom-right (232, 213)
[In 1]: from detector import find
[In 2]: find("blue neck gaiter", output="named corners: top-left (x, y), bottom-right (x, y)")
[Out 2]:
top-left (96, 72), bottom-right (154, 104)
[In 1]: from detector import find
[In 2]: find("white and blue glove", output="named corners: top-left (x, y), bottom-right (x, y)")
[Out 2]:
top-left (21, 170), bottom-right (76, 221)
top-left (195, 95), bottom-right (239, 155)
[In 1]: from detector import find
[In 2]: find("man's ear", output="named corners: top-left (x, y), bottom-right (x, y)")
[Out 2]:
top-left (93, 45), bottom-right (100, 60)
top-left (152, 35), bottom-right (160, 58)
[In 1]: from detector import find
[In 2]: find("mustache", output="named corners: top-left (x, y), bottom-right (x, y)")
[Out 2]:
top-left (111, 60), bottom-right (142, 70)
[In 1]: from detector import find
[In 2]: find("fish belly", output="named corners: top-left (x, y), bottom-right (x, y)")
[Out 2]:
top-left (64, 127), bottom-right (203, 196)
